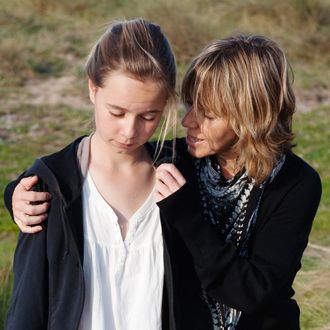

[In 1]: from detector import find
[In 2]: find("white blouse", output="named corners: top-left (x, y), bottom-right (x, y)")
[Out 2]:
top-left (79, 172), bottom-right (164, 330)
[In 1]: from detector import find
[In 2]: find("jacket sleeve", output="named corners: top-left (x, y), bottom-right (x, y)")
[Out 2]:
top-left (6, 179), bottom-right (49, 329)
top-left (4, 172), bottom-right (27, 220)
top-left (157, 165), bottom-right (322, 314)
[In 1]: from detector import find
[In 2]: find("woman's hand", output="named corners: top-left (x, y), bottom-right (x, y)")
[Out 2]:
top-left (154, 163), bottom-right (186, 202)
top-left (12, 176), bottom-right (51, 233)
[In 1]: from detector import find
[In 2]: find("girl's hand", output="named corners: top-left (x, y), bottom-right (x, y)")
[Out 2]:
top-left (12, 176), bottom-right (51, 233)
top-left (154, 163), bottom-right (186, 202)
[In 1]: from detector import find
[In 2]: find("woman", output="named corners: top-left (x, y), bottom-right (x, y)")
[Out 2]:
top-left (5, 18), bottom-right (177, 330)
top-left (154, 35), bottom-right (322, 329)
top-left (6, 35), bottom-right (321, 329)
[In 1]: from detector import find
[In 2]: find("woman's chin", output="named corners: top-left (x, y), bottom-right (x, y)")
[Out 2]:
top-left (187, 145), bottom-right (208, 159)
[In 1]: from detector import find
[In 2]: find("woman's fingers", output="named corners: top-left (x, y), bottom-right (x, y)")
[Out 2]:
top-left (154, 180), bottom-right (172, 203)
top-left (14, 200), bottom-right (50, 217)
top-left (154, 163), bottom-right (186, 202)
top-left (156, 169), bottom-right (180, 192)
top-left (19, 176), bottom-right (39, 191)
top-left (155, 178), bottom-right (173, 196)
top-left (15, 218), bottom-right (43, 234)
top-left (12, 176), bottom-right (51, 232)
top-left (15, 184), bottom-right (51, 206)
top-left (156, 164), bottom-right (186, 187)
top-left (15, 211), bottom-right (48, 226)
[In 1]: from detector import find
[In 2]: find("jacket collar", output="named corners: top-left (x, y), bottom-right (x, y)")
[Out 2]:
top-left (42, 135), bottom-right (157, 206)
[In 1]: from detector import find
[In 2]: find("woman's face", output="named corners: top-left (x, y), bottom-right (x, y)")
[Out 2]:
top-left (181, 105), bottom-right (238, 160)
top-left (89, 71), bottom-right (167, 154)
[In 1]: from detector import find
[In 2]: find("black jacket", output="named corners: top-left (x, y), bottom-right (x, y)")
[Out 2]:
top-left (5, 137), bottom-right (321, 330)
top-left (158, 139), bottom-right (322, 329)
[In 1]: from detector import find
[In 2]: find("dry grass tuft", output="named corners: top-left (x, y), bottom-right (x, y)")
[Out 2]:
top-left (294, 244), bottom-right (330, 329)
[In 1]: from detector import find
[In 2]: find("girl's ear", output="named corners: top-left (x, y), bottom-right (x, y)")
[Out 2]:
top-left (88, 79), bottom-right (97, 104)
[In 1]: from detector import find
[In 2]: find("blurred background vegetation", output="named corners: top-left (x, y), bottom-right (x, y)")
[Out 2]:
top-left (0, 0), bottom-right (329, 328)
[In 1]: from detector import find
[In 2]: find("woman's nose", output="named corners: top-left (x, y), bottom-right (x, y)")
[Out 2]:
top-left (181, 106), bottom-right (198, 128)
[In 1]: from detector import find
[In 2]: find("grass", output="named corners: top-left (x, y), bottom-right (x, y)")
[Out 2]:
top-left (293, 106), bottom-right (330, 246)
top-left (292, 106), bottom-right (330, 329)
top-left (295, 249), bottom-right (330, 329)
top-left (0, 104), bottom-right (91, 232)
top-left (0, 0), bottom-right (329, 89)
top-left (0, 0), bottom-right (329, 328)
top-left (0, 233), bottom-right (15, 326)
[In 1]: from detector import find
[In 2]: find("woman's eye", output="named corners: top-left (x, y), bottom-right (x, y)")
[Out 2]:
top-left (204, 113), bottom-right (216, 120)
top-left (184, 101), bottom-right (193, 110)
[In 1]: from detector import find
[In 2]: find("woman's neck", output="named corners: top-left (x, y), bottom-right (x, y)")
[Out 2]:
top-left (216, 154), bottom-right (239, 180)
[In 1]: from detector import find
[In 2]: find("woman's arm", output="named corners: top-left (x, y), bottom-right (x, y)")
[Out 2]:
top-left (6, 179), bottom-right (49, 329)
top-left (156, 162), bottom-right (322, 313)
top-left (4, 175), bottom-right (51, 233)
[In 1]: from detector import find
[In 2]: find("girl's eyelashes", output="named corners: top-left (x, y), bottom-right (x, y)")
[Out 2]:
top-left (141, 114), bottom-right (157, 121)
top-left (108, 111), bottom-right (157, 121)
top-left (109, 111), bottom-right (124, 117)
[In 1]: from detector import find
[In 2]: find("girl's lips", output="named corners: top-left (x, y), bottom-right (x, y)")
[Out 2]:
top-left (115, 141), bottom-right (135, 149)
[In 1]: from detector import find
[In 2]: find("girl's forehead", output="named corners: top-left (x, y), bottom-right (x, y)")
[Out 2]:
top-left (102, 72), bottom-right (158, 90)
top-left (103, 70), bottom-right (163, 86)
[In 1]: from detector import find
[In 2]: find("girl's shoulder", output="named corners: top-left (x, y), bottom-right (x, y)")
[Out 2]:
top-left (32, 135), bottom-right (86, 201)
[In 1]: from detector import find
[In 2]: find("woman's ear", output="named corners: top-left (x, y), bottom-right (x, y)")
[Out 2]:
top-left (88, 79), bottom-right (97, 104)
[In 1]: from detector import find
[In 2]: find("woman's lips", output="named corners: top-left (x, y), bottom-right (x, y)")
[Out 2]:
top-left (186, 135), bottom-right (203, 146)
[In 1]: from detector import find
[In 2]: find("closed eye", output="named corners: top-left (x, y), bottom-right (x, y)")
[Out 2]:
top-left (204, 114), bottom-right (216, 120)
top-left (184, 100), bottom-right (193, 110)
top-left (141, 114), bottom-right (157, 121)
top-left (109, 111), bottom-right (124, 117)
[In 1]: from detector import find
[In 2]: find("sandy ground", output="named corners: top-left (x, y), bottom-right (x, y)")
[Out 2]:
top-left (2, 75), bottom-right (330, 113)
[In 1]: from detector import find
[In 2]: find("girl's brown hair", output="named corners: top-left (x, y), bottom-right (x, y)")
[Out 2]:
top-left (182, 34), bottom-right (295, 184)
top-left (86, 18), bottom-right (177, 157)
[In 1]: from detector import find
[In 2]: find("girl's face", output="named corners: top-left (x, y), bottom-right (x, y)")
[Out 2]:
top-left (181, 105), bottom-right (238, 160)
top-left (89, 71), bottom-right (167, 154)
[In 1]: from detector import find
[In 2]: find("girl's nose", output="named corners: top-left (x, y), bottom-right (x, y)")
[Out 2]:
top-left (122, 118), bottom-right (138, 139)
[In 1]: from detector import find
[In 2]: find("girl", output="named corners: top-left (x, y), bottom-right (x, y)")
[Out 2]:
top-left (5, 18), bottom-right (177, 330)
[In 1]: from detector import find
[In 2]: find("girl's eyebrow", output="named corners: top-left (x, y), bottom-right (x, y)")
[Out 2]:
top-left (107, 103), bottom-right (162, 113)
top-left (106, 104), bottom-right (126, 111)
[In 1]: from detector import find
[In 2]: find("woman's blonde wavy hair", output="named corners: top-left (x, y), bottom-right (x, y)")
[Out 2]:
top-left (182, 34), bottom-right (295, 184)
